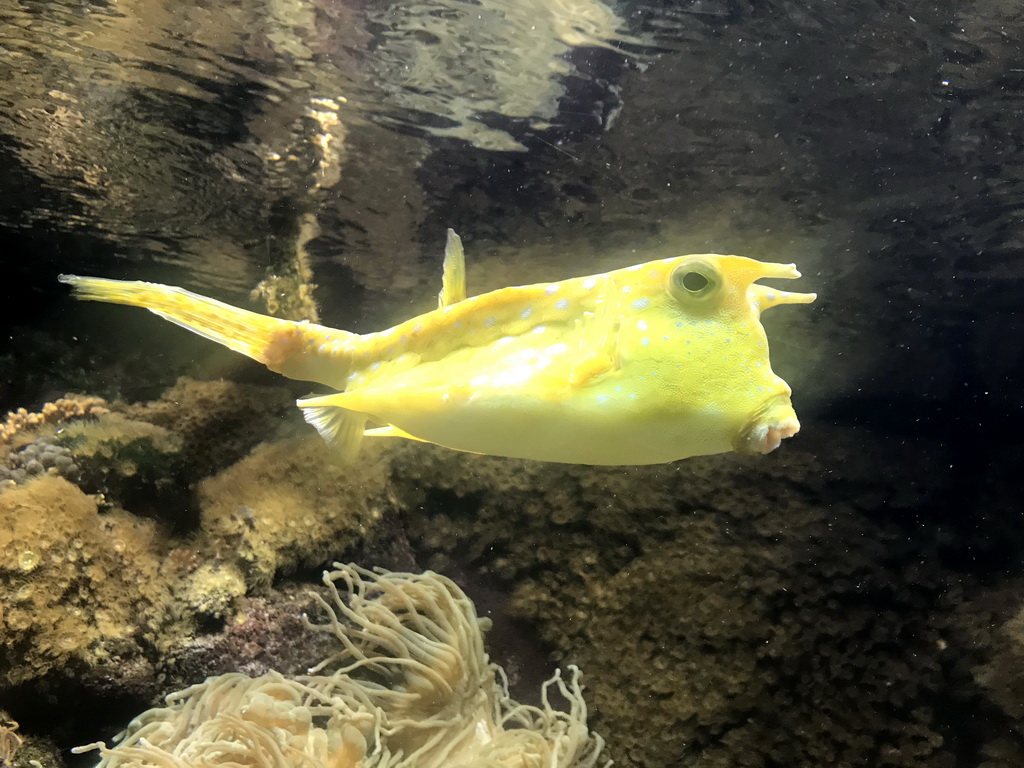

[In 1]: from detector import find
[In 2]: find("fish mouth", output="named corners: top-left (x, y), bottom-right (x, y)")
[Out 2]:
top-left (735, 397), bottom-right (802, 455)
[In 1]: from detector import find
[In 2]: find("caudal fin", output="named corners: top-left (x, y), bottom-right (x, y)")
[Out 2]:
top-left (60, 275), bottom-right (356, 389)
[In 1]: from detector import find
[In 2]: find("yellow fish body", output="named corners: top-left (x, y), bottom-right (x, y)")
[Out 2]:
top-left (60, 231), bottom-right (815, 465)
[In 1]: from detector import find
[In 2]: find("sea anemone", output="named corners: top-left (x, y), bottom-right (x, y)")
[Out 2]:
top-left (75, 564), bottom-right (607, 768)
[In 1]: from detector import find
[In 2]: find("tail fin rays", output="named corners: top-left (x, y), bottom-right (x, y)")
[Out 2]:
top-left (60, 275), bottom-right (356, 389)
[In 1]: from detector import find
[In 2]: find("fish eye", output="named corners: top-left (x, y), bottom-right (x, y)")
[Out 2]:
top-left (669, 260), bottom-right (721, 303)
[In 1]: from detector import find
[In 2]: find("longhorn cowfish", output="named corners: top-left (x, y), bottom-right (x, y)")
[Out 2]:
top-left (60, 231), bottom-right (816, 465)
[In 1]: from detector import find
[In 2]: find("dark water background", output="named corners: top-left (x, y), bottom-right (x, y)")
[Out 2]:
top-left (1, 0), bottom-right (1020, 417)
top-left (1, 0), bottom-right (1023, 766)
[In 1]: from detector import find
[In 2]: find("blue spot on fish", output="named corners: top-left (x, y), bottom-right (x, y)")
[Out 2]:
top-left (520, 307), bottom-right (533, 319)
top-left (641, 337), bottom-right (650, 346)
top-left (555, 298), bottom-right (569, 310)
top-left (631, 297), bottom-right (650, 310)
top-left (597, 394), bottom-right (609, 404)
top-left (485, 317), bottom-right (496, 327)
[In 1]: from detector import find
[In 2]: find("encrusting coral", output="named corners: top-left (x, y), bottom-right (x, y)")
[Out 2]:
top-left (197, 435), bottom-right (390, 590)
top-left (0, 380), bottom-right (392, 692)
top-left (0, 395), bottom-right (108, 444)
top-left (75, 563), bottom-right (607, 768)
top-left (0, 475), bottom-right (170, 687)
top-left (387, 430), bottom-right (1024, 768)
top-left (0, 434), bottom-right (80, 486)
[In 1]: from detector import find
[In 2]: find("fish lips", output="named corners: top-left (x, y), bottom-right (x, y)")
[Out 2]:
top-left (734, 396), bottom-right (802, 455)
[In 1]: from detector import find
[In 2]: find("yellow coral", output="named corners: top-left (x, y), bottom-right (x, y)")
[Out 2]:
top-left (0, 395), bottom-right (109, 443)
top-left (198, 435), bottom-right (388, 589)
top-left (0, 476), bottom-right (168, 686)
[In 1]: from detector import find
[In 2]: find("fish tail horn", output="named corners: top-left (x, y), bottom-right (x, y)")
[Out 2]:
top-left (59, 275), bottom-right (357, 388)
top-left (296, 394), bottom-right (366, 462)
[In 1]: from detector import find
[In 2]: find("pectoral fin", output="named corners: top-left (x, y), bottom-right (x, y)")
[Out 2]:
top-left (297, 394), bottom-right (367, 462)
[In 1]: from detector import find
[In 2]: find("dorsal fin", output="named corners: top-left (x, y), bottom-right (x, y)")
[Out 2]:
top-left (437, 228), bottom-right (467, 308)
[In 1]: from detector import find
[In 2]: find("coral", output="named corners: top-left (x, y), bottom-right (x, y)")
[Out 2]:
top-left (0, 434), bottom-right (80, 486)
top-left (0, 475), bottom-right (170, 687)
top-left (117, 377), bottom-right (295, 478)
top-left (387, 428), bottom-right (1024, 767)
top-left (76, 564), bottom-right (607, 768)
top-left (0, 408), bottom-right (188, 524)
top-left (968, 591), bottom-right (1024, 723)
top-left (0, 395), bottom-right (108, 444)
top-left (196, 435), bottom-right (391, 589)
top-left (0, 379), bottom-right (395, 696)
top-left (0, 713), bottom-right (22, 764)
top-left (178, 562), bottom-right (248, 623)
top-left (3, 726), bottom-right (61, 768)
top-left (56, 413), bottom-right (189, 521)
top-left (164, 584), bottom-right (329, 684)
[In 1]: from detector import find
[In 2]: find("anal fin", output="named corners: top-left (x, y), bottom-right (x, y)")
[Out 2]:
top-left (363, 425), bottom-right (429, 443)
